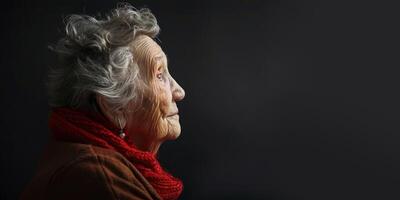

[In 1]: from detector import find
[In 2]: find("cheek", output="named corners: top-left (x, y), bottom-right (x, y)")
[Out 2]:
top-left (157, 82), bottom-right (172, 114)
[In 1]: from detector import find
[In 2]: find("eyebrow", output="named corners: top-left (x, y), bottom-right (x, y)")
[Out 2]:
top-left (155, 54), bottom-right (168, 69)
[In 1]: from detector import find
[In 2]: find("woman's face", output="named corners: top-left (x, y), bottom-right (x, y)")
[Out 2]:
top-left (126, 35), bottom-right (185, 152)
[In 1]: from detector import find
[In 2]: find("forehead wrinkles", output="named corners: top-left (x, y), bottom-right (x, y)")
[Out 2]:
top-left (132, 37), bottom-right (160, 66)
top-left (131, 36), bottom-right (163, 77)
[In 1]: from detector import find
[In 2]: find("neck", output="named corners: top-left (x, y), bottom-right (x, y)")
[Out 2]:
top-left (128, 133), bottom-right (163, 155)
top-left (146, 142), bottom-right (161, 155)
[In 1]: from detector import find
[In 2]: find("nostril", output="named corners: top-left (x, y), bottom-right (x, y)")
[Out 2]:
top-left (173, 88), bottom-right (185, 101)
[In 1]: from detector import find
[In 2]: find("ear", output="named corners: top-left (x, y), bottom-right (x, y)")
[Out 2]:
top-left (96, 94), bottom-right (126, 128)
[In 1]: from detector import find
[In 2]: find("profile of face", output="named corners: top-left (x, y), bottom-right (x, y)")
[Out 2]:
top-left (107, 35), bottom-right (185, 153)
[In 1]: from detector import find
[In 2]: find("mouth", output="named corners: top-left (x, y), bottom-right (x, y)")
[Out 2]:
top-left (167, 111), bottom-right (179, 118)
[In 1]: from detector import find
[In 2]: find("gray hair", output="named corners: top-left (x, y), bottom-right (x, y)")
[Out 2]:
top-left (48, 4), bottom-right (160, 112)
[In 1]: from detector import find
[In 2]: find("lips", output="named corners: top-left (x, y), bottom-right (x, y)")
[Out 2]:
top-left (167, 112), bottom-right (179, 117)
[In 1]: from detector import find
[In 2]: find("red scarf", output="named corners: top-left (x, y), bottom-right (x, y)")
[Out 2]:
top-left (49, 107), bottom-right (183, 200)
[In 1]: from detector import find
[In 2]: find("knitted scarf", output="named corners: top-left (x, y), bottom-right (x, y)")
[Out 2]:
top-left (49, 107), bottom-right (183, 200)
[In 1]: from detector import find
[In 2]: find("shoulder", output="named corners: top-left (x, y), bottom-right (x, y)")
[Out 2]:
top-left (44, 141), bottom-right (160, 200)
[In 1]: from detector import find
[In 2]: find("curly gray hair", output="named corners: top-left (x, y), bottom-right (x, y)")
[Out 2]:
top-left (48, 5), bottom-right (160, 113)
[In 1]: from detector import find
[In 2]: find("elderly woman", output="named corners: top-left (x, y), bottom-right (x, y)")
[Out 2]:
top-left (20, 5), bottom-right (185, 200)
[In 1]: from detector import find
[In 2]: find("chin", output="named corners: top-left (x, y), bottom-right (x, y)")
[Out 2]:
top-left (166, 123), bottom-right (181, 140)
top-left (160, 116), bottom-right (181, 140)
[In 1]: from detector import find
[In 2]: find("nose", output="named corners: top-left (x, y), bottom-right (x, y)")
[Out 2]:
top-left (171, 78), bottom-right (185, 102)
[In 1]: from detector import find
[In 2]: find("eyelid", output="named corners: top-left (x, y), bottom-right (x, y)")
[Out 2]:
top-left (156, 71), bottom-right (165, 81)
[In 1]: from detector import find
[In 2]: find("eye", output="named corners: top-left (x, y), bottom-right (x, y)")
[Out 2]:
top-left (156, 73), bottom-right (164, 81)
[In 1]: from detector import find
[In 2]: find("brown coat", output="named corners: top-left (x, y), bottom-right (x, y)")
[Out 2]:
top-left (20, 140), bottom-right (162, 200)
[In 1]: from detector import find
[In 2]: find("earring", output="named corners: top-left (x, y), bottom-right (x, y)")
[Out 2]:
top-left (117, 118), bottom-right (126, 139)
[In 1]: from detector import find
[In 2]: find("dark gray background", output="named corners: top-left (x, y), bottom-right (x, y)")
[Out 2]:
top-left (1, 0), bottom-right (400, 199)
